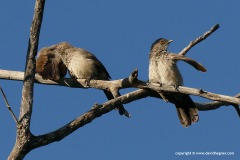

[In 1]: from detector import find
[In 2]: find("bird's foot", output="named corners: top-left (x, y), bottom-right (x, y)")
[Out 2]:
top-left (159, 83), bottom-right (164, 87)
top-left (198, 88), bottom-right (206, 94)
top-left (173, 84), bottom-right (179, 91)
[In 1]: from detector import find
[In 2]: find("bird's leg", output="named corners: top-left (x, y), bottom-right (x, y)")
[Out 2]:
top-left (85, 76), bottom-right (93, 87)
top-left (158, 83), bottom-right (169, 102)
top-left (158, 92), bottom-right (169, 102)
top-left (173, 84), bottom-right (179, 92)
top-left (69, 76), bottom-right (91, 88)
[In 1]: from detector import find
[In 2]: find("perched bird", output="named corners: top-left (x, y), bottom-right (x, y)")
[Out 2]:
top-left (149, 38), bottom-right (206, 127)
top-left (37, 42), bottom-right (130, 117)
top-left (36, 43), bottom-right (73, 81)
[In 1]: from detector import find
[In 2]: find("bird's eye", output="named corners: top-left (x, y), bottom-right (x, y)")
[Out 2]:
top-left (159, 40), bottom-right (165, 44)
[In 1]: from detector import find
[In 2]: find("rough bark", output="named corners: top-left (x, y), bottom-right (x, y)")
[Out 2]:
top-left (1, 69), bottom-right (240, 106)
top-left (8, 0), bottom-right (45, 159)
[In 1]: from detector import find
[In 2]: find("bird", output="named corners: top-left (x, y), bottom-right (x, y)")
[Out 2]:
top-left (39, 42), bottom-right (131, 117)
top-left (149, 38), bottom-right (206, 127)
top-left (36, 43), bottom-right (73, 81)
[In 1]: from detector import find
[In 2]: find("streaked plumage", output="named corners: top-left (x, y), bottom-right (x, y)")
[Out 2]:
top-left (149, 38), bottom-right (206, 127)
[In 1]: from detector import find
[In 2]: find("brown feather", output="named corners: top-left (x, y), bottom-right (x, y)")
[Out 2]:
top-left (169, 54), bottom-right (207, 72)
top-left (36, 46), bottom-right (67, 81)
top-left (176, 108), bottom-right (191, 127)
top-left (59, 45), bottom-right (130, 117)
top-left (164, 92), bottom-right (199, 127)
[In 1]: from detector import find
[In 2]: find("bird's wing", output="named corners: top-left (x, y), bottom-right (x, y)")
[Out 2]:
top-left (169, 53), bottom-right (207, 72)
top-left (64, 48), bottom-right (111, 80)
top-left (84, 50), bottom-right (112, 80)
top-left (36, 47), bottom-right (67, 80)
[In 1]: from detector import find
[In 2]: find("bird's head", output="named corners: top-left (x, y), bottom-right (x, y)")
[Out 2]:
top-left (150, 38), bottom-right (173, 52)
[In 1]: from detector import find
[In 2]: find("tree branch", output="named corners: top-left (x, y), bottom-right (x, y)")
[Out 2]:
top-left (1, 69), bottom-right (239, 106)
top-left (0, 86), bottom-right (19, 124)
top-left (27, 89), bottom-right (240, 148)
top-left (145, 83), bottom-right (240, 105)
top-left (30, 89), bottom-right (149, 148)
top-left (8, 0), bottom-right (45, 159)
top-left (179, 24), bottom-right (220, 55)
top-left (196, 93), bottom-right (240, 117)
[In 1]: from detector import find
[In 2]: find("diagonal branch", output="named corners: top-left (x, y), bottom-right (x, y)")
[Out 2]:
top-left (196, 93), bottom-right (240, 117)
top-left (179, 24), bottom-right (220, 55)
top-left (19, 0), bottom-right (45, 122)
top-left (31, 89), bottom-right (149, 148)
top-left (8, 0), bottom-right (46, 160)
top-left (0, 86), bottom-right (19, 124)
top-left (29, 88), bottom-right (239, 148)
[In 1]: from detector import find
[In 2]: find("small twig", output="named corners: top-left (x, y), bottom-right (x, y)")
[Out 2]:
top-left (195, 93), bottom-right (240, 117)
top-left (128, 68), bottom-right (138, 84)
top-left (0, 86), bottom-right (19, 124)
top-left (179, 24), bottom-right (220, 55)
top-left (233, 105), bottom-right (240, 117)
top-left (233, 94), bottom-right (240, 117)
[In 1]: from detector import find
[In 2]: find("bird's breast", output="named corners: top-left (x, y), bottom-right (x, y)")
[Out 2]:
top-left (149, 55), bottom-right (183, 86)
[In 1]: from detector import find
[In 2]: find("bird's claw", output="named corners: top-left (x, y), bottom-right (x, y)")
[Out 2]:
top-left (173, 84), bottom-right (179, 91)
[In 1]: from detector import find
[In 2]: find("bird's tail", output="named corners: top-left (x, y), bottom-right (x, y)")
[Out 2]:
top-left (103, 90), bottom-right (131, 118)
top-left (176, 107), bottom-right (199, 127)
top-left (174, 94), bottom-right (199, 127)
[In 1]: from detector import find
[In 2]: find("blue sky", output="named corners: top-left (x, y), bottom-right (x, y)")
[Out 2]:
top-left (0, 0), bottom-right (240, 159)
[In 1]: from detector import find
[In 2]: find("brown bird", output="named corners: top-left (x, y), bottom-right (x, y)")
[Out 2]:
top-left (36, 43), bottom-right (73, 81)
top-left (55, 42), bottom-right (131, 117)
top-left (36, 42), bottom-right (130, 117)
top-left (149, 38), bottom-right (206, 127)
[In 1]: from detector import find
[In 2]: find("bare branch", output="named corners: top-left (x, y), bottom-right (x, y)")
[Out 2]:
top-left (179, 24), bottom-right (220, 55)
top-left (31, 89), bottom-right (150, 148)
top-left (8, 0), bottom-right (45, 159)
top-left (19, 0), bottom-right (45, 121)
top-left (0, 69), bottom-right (239, 106)
top-left (196, 93), bottom-right (240, 117)
top-left (28, 89), bottom-right (239, 148)
top-left (145, 83), bottom-right (240, 105)
top-left (0, 86), bottom-right (19, 124)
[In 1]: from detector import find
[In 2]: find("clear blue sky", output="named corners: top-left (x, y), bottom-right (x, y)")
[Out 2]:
top-left (0, 0), bottom-right (240, 159)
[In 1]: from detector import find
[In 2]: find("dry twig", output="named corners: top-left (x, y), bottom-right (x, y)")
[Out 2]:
top-left (8, 0), bottom-right (46, 159)
top-left (179, 24), bottom-right (220, 55)
top-left (0, 69), bottom-right (239, 107)
top-left (0, 86), bottom-right (19, 124)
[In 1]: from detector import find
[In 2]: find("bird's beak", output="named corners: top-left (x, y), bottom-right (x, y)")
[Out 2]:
top-left (167, 40), bottom-right (173, 44)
